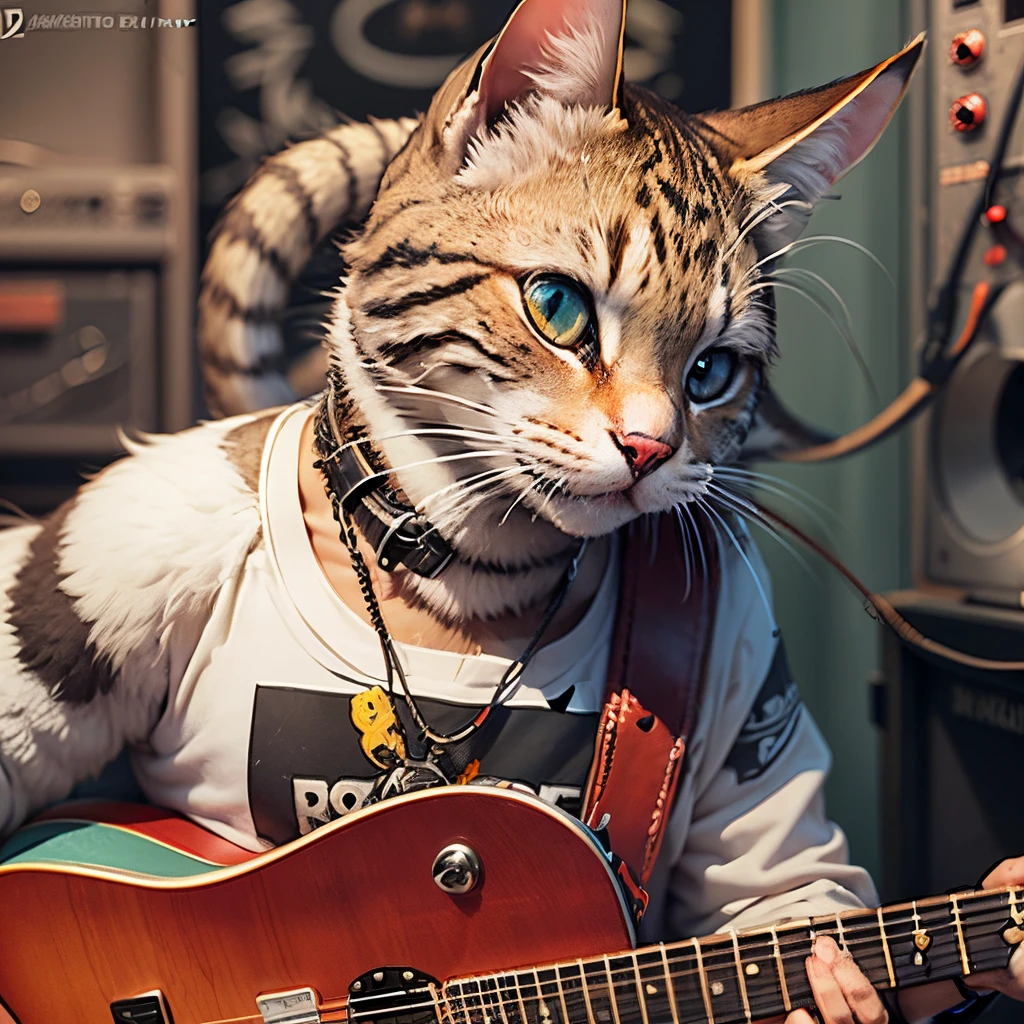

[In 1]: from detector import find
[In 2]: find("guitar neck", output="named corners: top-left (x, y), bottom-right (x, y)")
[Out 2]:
top-left (444, 887), bottom-right (1024, 1024)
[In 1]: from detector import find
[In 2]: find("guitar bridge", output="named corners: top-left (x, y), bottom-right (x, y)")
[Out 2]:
top-left (256, 987), bottom-right (322, 1024)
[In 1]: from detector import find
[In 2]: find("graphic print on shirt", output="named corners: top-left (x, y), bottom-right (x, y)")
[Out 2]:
top-left (248, 682), bottom-right (598, 845)
top-left (725, 641), bottom-right (803, 784)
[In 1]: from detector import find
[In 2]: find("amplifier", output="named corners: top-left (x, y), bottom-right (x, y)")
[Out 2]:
top-left (878, 593), bottom-right (1024, 1023)
top-left (0, 269), bottom-right (158, 456)
top-left (916, 0), bottom-right (1024, 603)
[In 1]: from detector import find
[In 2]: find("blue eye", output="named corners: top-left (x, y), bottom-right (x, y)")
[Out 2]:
top-left (686, 349), bottom-right (739, 404)
top-left (522, 274), bottom-right (592, 349)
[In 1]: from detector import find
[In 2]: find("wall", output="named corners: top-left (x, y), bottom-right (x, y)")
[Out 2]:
top-left (754, 0), bottom-right (915, 884)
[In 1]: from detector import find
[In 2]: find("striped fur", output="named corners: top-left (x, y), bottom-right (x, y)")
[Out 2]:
top-left (198, 118), bottom-right (419, 417)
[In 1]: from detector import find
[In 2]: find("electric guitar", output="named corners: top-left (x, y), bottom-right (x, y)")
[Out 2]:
top-left (0, 787), bottom-right (1019, 1024)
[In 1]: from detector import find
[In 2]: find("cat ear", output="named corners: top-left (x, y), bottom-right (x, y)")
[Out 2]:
top-left (477, 0), bottom-right (627, 120)
top-left (701, 34), bottom-right (924, 251)
top-left (426, 0), bottom-right (627, 168)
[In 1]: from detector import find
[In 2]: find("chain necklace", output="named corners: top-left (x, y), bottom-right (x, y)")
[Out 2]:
top-left (312, 395), bottom-right (588, 750)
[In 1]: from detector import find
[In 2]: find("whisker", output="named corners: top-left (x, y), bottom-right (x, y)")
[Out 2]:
top-left (683, 501), bottom-right (709, 592)
top-left (739, 278), bottom-right (875, 394)
top-left (715, 465), bottom-right (843, 523)
top-left (331, 426), bottom-right (516, 462)
top-left (724, 195), bottom-right (812, 260)
top-left (707, 484), bottom-right (818, 581)
top-left (500, 475), bottom-right (540, 526)
top-left (415, 465), bottom-right (523, 517)
top-left (696, 497), bottom-right (778, 631)
top-left (746, 234), bottom-right (893, 284)
top-left (713, 469), bottom-right (842, 544)
top-left (376, 384), bottom-right (500, 418)
top-left (673, 506), bottom-right (694, 601)
top-left (767, 267), bottom-right (877, 399)
top-left (351, 449), bottom-right (519, 493)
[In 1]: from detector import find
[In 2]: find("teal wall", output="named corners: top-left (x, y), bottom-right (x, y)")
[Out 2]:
top-left (753, 0), bottom-right (915, 885)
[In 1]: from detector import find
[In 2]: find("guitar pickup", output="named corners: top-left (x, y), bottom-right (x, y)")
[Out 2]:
top-left (110, 991), bottom-right (171, 1024)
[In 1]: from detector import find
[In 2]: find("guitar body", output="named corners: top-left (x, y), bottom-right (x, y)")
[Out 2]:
top-left (0, 788), bottom-right (635, 1024)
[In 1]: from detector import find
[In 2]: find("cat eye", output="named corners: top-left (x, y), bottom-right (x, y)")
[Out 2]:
top-left (522, 273), bottom-right (593, 350)
top-left (686, 348), bottom-right (739, 405)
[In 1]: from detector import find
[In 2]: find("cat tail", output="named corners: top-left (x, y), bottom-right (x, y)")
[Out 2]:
top-left (197, 117), bottom-right (421, 419)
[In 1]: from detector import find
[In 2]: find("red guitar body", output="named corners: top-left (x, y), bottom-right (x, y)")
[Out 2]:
top-left (0, 788), bottom-right (634, 1024)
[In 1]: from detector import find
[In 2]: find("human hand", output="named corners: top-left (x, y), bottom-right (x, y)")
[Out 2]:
top-left (964, 854), bottom-right (1024, 1001)
top-left (751, 936), bottom-right (889, 1024)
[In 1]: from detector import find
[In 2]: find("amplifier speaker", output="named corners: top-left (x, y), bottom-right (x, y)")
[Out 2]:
top-left (915, 0), bottom-right (1024, 605)
top-left (878, 593), bottom-right (1024, 1024)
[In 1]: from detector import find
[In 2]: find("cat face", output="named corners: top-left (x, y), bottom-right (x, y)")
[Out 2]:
top-left (335, 0), bottom-right (921, 541)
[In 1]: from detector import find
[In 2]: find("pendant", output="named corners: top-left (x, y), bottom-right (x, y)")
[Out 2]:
top-left (349, 685), bottom-right (408, 770)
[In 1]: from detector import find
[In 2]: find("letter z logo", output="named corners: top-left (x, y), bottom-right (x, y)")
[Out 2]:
top-left (1, 9), bottom-right (24, 39)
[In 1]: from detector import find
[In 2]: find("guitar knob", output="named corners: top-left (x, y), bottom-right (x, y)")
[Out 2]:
top-left (432, 844), bottom-right (481, 895)
top-left (950, 93), bottom-right (987, 132)
top-left (949, 29), bottom-right (985, 68)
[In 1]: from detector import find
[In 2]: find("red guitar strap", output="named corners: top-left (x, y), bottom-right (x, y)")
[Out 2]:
top-left (581, 511), bottom-right (719, 893)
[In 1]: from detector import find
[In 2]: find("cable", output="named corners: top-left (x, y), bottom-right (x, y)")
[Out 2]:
top-left (751, 502), bottom-right (1024, 672)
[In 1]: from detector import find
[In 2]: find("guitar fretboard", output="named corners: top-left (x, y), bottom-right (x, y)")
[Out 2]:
top-left (443, 887), bottom-right (1023, 1024)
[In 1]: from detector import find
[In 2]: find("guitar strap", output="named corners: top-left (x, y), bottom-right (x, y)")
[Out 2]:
top-left (581, 511), bottom-right (720, 901)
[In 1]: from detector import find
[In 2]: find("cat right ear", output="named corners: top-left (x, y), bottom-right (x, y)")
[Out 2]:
top-left (700, 34), bottom-right (924, 253)
top-left (425, 0), bottom-right (628, 169)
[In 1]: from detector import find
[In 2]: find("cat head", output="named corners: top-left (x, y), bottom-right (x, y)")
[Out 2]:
top-left (332, 0), bottom-right (922, 544)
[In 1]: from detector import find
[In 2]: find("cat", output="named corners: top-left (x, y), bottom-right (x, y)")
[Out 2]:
top-left (0, 0), bottom-right (921, 860)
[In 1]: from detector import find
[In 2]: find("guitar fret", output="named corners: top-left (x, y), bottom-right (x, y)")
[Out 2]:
top-left (490, 977), bottom-right (512, 1024)
top-left (553, 966), bottom-right (571, 1024)
top-left (577, 960), bottom-right (597, 1024)
top-left (834, 914), bottom-right (846, 953)
top-left (729, 931), bottom-right (752, 1024)
top-left (770, 926), bottom-right (791, 1014)
top-left (630, 954), bottom-right (650, 1024)
top-left (513, 971), bottom-right (530, 1024)
top-left (603, 956), bottom-right (622, 1024)
top-left (472, 979), bottom-right (488, 1024)
top-left (531, 969), bottom-right (550, 1024)
top-left (658, 944), bottom-right (681, 1024)
top-left (693, 938), bottom-right (715, 1024)
top-left (877, 907), bottom-right (896, 988)
top-left (951, 893), bottom-right (971, 976)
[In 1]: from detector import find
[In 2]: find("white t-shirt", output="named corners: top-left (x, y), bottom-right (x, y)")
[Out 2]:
top-left (134, 404), bottom-right (620, 849)
top-left (0, 405), bottom-right (878, 942)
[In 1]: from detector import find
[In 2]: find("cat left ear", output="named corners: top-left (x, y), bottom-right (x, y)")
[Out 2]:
top-left (476, 0), bottom-right (627, 120)
top-left (432, 0), bottom-right (627, 166)
top-left (701, 34), bottom-right (925, 251)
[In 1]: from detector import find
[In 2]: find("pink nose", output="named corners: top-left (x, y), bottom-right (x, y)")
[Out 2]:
top-left (613, 432), bottom-right (675, 480)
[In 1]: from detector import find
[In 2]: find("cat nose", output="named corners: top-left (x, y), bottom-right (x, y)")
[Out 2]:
top-left (612, 431), bottom-right (675, 480)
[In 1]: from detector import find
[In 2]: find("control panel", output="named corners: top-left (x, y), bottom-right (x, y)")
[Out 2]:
top-left (929, 1), bottom-right (1024, 303)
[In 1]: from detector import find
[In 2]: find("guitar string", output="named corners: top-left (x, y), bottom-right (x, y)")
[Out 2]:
top-left (343, 903), bottom-right (1016, 1022)
top-left (347, 907), bottom-right (1015, 1024)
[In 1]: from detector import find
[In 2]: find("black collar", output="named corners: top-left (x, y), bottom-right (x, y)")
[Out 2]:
top-left (313, 390), bottom-right (455, 580)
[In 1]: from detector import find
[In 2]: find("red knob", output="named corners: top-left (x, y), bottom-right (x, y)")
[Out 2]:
top-left (949, 29), bottom-right (985, 67)
top-left (950, 93), bottom-right (987, 132)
